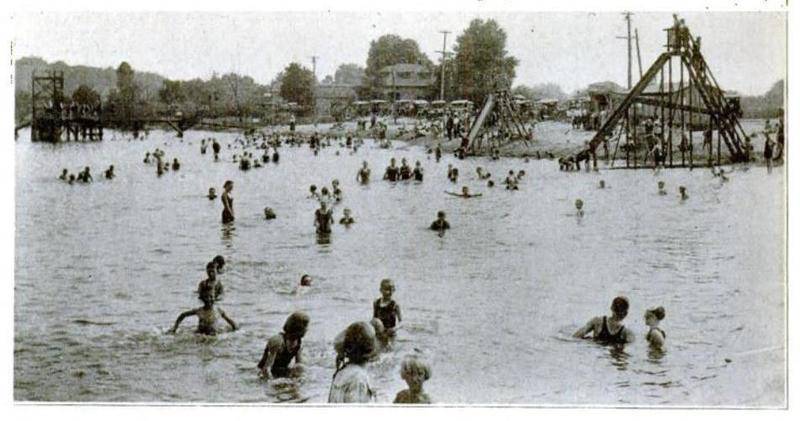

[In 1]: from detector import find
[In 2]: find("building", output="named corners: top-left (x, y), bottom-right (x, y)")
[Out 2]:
top-left (315, 83), bottom-right (358, 118)
top-left (378, 63), bottom-right (433, 101)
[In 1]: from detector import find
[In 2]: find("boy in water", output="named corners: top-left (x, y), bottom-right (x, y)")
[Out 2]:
top-left (657, 181), bottom-right (667, 195)
top-left (413, 161), bottom-right (424, 181)
top-left (339, 208), bottom-right (355, 225)
top-left (308, 185), bottom-right (320, 199)
top-left (393, 355), bottom-right (432, 404)
top-left (644, 306), bottom-right (666, 349)
top-left (105, 165), bottom-right (115, 180)
top-left (573, 296), bottom-right (635, 344)
top-left (384, 158), bottom-right (400, 182)
top-left (357, 161), bottom-right (371, 184)
top-left (430, 210), bottom-right (451, 232)
top-left (679, 186), bottom-right (689, 201)
top-left (197, 261), bottom-right (224, 301)
top-left (575, 199), bottom-right (584, 217)
top-left (373, 279), bottom-right (402, 343)
top-left (207, 187), bottom-right (217, 200)
top-left (264, 207), bottom-right (277, 220)
top-left (258, 312), bottom-right (310, 379)
top-left (59, 168), bottom-right (68, 180)
top-left (167, 286), bottom-right (237, 335)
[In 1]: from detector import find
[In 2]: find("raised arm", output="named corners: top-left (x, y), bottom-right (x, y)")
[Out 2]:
top-left (168, 309), bottom-right (198, 334)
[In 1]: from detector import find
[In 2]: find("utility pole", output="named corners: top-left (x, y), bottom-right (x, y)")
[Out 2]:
top-left (437, 30), bottom-right (450, 101)
top-left (616, 12), bottom-right (633, 89)
top-left (635, 29), bottom-right (643, 79)
top-left (310, 55), bottom-right (318, 80)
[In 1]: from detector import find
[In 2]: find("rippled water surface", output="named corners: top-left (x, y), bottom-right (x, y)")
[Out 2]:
top-left (14, 127), bottom-right (785, 406)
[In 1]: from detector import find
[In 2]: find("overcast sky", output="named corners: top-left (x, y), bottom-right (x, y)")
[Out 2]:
top-left (11, 11), bottom-right (786, 96)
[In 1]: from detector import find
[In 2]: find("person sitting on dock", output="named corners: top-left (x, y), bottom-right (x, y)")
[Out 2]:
top-left (573, 296), bottom-right (635, 345)
top-left (104, 165), bottom-right (115, 180)
top-left (429, 211), bottom-right (451, 232)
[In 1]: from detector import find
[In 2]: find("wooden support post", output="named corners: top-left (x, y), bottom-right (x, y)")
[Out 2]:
top-left (716, 116), bottom-right (721, 166)
top-left (680, 57), bottom-right (685, 166)
top-left (625, 109), bottom-right (630, 168)
top-left (633, 104), bottom-right (638, 168)
top-left (668, 56), bottom-right (674, 167)
top-left (689, 72), bottom-right (694, 170)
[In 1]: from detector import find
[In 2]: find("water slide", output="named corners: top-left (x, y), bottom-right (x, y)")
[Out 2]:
top-left (466, 93), bottom-right (495, 147)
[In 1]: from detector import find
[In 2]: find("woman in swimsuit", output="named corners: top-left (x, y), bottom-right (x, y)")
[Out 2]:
top-left (573, 296), bottom-right (634, 344)
top-left (644, 306), bottom-right (666, 349)
top-left (221, 180), bottom-right (234, 224)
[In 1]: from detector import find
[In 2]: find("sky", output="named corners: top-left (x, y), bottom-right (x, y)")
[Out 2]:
top-left (11, 11), bottom-right (786, 96)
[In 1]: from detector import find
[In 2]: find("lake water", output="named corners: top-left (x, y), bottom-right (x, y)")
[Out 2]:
top-left (14, 126), bottom-right (785, 406)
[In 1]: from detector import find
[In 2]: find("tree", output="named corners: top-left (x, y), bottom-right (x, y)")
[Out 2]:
top-left (512, 83), bottom-right (567, 101)
top-left (364, 35), bottom-right (432, 97)
top-left (71, 85), bottom-right (101, 106)
top-left (452, 19), bottom-right (518, 105)
top-left (279, 62), bottom-right (316, 113)
top-left (107, 61), bottom-right (142, 129)
top-left (334, 63), bottom-right (365, 85)
top-left (158, 80), bottom-right (186, 106)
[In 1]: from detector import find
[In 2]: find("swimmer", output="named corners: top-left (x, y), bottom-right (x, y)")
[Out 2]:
top-left (197, 261), bottom-right (224, 301)
top-left (308, 185), bottom-right (320, 199)
top-left (339, 208), bottom-right (355, 225)
top-left (212, 255), bottom-right (226, 274)
top-left (400, 158), bottom-right (412, 180)
top-left (575, 199), bottom-right (584, 217)
top-left (264, 207), bottom-right (277, 220)
top-left (68, 174), bottom-right (76, 185)
top-left (657, 181), bottom-right (667, 195)
top-left (384, 158), bottom-right (400, 182)
top-left (598, 180), bottom-right (606, 189)
top-left (644, 306), bottom-right (666, 349)
top-left (221, 180), bottom-right (235, 224)
top-left (167, 286), bottom-right (237, 335)
top-left (503, 170), bottom-right (518, 190)
top-left (328, 321), bottom-right (376, 403)
top-left (59, 168), bottom-right (68, 180)
top-left (394, 355), bottom-right (433, 404)
top-left (172, 158), bottom-right (180, 171)
top-left (429, 210), bottom-right (451, 232)
top-left (446, 186), bottom-right (482, 198)
top-left (315, 201), bottom-right (334, 234)
top-left (374, 279), bottom-right (402, 341)
top-left (105, 165), bottom-right (115, 180)
top-left (207, 188), bottom-right (217, 200)
top-left (679, 186), bottom-right (689, 201)
top-left (257, 312), bottom-right (310, 379)
top-left (300, 274), bottom-right (312, 287)
top-left (357, 161), bottom-right (371, 184)
top-left (573, 296), bottom-right (635, 344)
top-left (144, 152), bottom-right (151, 164)
top-left (487, 180), bottom-right (495, 188)
top-left (413, 161), bottom-right (424, 181)
top-left (80, 167), bottom-right (93, 183)
top-left (332, 179), bottom-right (343, 201)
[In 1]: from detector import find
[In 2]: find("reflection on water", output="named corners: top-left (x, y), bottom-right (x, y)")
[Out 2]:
top-left (14, 124), bottom-right (785, 405)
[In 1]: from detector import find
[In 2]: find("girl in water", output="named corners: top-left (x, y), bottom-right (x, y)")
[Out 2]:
top-left (258, 312), bottom-right (309, 379)
top-left (167, 286), bottom-right (237, 335)
top-left (644, 306), bottom-right (666, 348)
top-left (221, 180), bottom-right (234, 224)
top-left (328, 321), bottom-right (376, 403)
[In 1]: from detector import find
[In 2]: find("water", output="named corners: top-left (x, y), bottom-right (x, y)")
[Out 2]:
top-left (14, 126), bottom-right (785, 406)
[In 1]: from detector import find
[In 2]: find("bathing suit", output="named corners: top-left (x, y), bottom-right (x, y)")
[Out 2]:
top-left (222, 195), bottom-right (234, 223)
top-left (270, 334), bottom-right (301, 377)
top-left (385, 167), bottom-right (399, 182)
top-left (430, 220), bottom-right (450, 231)
top-left (646, 327), bottom-right (666, 342)
top-left (400, 166), bottom-right (412, 180)
top-left (315, 209), bottom-right (333, 234)
top-left (373, 299), bottom-right (399, 330)
top-left (359, 169), bottom-right (370, 183)
top-left (595, 316), bottom-right (626, 344)
top-left (196, 307), bottom-right (218, 335)
top-left (413, 168), bottom-right (423, 181)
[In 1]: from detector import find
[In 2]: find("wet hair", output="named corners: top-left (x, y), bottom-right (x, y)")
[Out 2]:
top-left (213, 255), bottom-right (225, 270)
top-left (321, 187), bottom-right (330, 195)
top-left (611, 296), bottom-right (630, 316)
top-left (300, 274), bottom-right (312, 286)
top-left (224, 180), bottom-right (233, 189)
top-left (206, 261), bottom-right (216, 272)
top-left (400, 355), bottom-right (431, 381)
top-left (646, 306), bottom-right (666, 321)
top-left (437, 211), bottom-right (446, 218)
top-left (343, 321), bottom-right (376, 364)
top-left (283, 311), bottom-right (310, 338)
top-left (310, 184), bottom-right (317, 191)
top-left (380, 278), bottom-right (395, 291)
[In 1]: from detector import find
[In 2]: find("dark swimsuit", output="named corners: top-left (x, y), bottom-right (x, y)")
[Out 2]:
top-left (646, 327), bottom-right (666, 342)
top-left (271, 334), bottom-right (301, 377)
top-left (373, 299), bottom-right (398, 330)
top-left (222, 195), bottom-right (234, 223)
top-left (385, 167), bottom-right (399, 182)
top-left (413, 168), bottom-right (423, 181)
top-left (595, 316), bottom-right (626, 344)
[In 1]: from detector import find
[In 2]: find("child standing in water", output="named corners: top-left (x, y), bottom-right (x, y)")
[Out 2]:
top-left (328, 321), bottom-right (376, 403)
top-left (257, 312), bottom-right (310, 379)
top-left (197, 261), bottom-right (224, 301)
top-left (657, 181), bottom-right (668, 195)
top-left (221, 180), bottom-right (235, 223)
top-left (167, 286), bottom-right (237, 335)
top-left (373, 279), bottom-right (402, 342)
top-left (393, 355), bottom-right (432, 404)
top-left (575, 199), bottom-right (584, 217)
top-left (644, 306), bottom-right (666, 349)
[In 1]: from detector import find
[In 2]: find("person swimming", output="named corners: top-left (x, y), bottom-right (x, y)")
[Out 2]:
top-left (679, 186), bottom-right (689, 200)
top-left (59, 168), bottom-right (68, 180)
top-left (308, 184), bottom-right (320, 199)
top-left (264, 207), bottom-right (277, 220)
top-left (573, 296), bottom-right (635, 345)
top-left (332, 179), bottom-right (343, 201)
top-left (257, 312), bottom-right (310, 379)
top-left (339, 208), bottom-right (355, 225)
top-left (657, 181), bottom-right (667, 195)
top-left (384, 158), bottom-right (400, 182)
top-left (172, 158), bottom-right (180, 171)
top-left (373, 279), bottom-right (402, 342)
top-left (429, 210), bottom-right (451, 232)
top-left (399, 158), bottom-right (413, 181)
top-left (644, 306), bottom-right (666, 349)
top-left (413, 161), bottom-right (424, 181)
top-left (575, 199), bottom-right (584, 217)
top-left (197, 261), bottom-right (224, 302)
top-left (167, 285), bottom-right (237, 336)
top-left (357, 161), bottom-right (371, 184)
top-left (393, 355), bottom-right (433, 404)
top-left (104, 165), bottom-right (115, 180)
top-left (315, 201), bottom-right (334, 234)
top-left (207, 188), bottom-right (217, 200)
top-left (598, 180), bottom-right (606, 189)
top-left (446, 186), bottom-right (482, 198)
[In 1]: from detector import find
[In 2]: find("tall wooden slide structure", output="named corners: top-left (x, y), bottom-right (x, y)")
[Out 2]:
top-left (578, 16), bottom-right (748, 169)
top-left (465, 90), bottom-right (533, 153)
